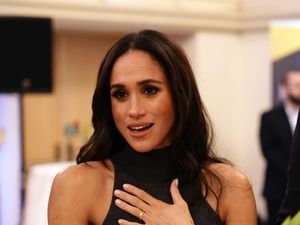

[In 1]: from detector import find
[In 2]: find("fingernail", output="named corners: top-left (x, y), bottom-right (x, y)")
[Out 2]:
top-left (114, 189), bottom-right (121, 195)
top-left (115, 199), bottom-right (121, 205)
top-left (123, 183), bottom-right (129, 190)
top-left (175, 178), bottom-right (179, 186)
top-left (118, 219), bottom-right (125, 224)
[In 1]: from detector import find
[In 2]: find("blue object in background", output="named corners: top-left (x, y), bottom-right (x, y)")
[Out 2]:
top-left (0, 94), bottom-right (22, 225)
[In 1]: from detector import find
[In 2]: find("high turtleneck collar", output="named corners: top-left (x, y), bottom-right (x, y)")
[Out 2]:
top-left (111, 144), bottom-right (179, 184)
top-left (105, 145), bottom-right (222, 225)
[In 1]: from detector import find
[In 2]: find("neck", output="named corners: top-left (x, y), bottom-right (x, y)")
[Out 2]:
top-left (112, 144), bottom-right (179, 183)
top-left (286, 101), bottom-right (300, 111)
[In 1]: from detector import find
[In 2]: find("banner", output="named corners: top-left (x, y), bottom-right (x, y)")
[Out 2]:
top-left (270, 21), bottom-right (300, 105)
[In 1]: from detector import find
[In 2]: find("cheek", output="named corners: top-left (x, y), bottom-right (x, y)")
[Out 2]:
top-left (158, 98), bottom-right (175, 127)
top-left (111, 101), bottom-right (124, 130)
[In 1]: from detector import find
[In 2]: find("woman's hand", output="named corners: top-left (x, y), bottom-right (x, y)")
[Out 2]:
top-left (114, 179), bottom-right (195, 225)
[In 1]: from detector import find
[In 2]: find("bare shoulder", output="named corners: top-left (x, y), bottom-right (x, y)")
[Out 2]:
top-left (52, 161), bottom-right (112, 187)
top-left (205, 163), bottom-right (257, 225)
top-left (48, 161), bottom-right (114, 225)
top-left (207, 163), bottom-right (252, 190)
top-left (50, 161), bottom-right (112, 199)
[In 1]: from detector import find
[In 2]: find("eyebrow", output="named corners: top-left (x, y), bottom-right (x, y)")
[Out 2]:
top-left (110, 79), bottom-right (164, 90)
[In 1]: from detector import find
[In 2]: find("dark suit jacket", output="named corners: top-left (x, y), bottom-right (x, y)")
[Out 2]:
top-left (277, 111), bottom-right (300, 224)
top-left (260, 104), bottom-right (293, 201)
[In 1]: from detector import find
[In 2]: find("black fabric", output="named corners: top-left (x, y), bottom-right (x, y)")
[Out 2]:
top-left (266, 199), bottom-right (282, 225)
top-left (277, 111), bottom-right (300, 224)
top-left (102, 145), bottom-right (223, 225)
top-left (259, 105), bottom-right (293, 201)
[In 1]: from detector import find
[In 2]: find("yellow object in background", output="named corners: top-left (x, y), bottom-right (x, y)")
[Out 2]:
top-left (282, 210), bottom-right (300, 225)
top-left (270, 25), bottom-right (300, 61)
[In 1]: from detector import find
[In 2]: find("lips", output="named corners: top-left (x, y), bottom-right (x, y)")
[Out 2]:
top-left (127, 123), bottom-right (154, 138)
top-left (128, 123), bottom-right (153, 132)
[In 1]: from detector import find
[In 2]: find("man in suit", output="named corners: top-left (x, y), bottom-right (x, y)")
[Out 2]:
top-left (277, 111), bottom-right (300, 224)
top-left (260, 70), bottom-right (300, 225)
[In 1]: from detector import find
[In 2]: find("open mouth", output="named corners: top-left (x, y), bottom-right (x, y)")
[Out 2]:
top-left (128, 123), bottom-right (154, 132)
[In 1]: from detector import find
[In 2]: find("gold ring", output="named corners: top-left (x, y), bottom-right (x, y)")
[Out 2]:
top-left (139, 210), bottom-right (145, 220)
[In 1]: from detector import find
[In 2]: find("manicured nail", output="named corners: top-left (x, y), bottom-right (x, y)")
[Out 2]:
top-left (114, 189), bottom-right (121, 195)
top-left (115, 199), bottom-right (121, 205)
top-left (175, 178), bottom-right (179, 186)
top-left (118, 219), bottom-right (126, 224)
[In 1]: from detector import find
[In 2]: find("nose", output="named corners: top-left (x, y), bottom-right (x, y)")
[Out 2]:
top-left (128, 95), bottom-right (146, 118)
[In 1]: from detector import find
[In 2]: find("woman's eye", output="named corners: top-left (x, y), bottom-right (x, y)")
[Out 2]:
top-left (143, 86), bottom-right (159, 96)
top-left (112, 89), bottom-right (128, 100)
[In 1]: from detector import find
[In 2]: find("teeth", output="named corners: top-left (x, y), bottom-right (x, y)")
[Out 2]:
top-left (130, 125), bottom-right (148, 130)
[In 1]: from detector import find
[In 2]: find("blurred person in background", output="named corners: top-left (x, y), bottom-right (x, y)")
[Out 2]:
top-left (260, 70), bottom-right (300, 225)
top-left (277, 111), bottom-right (300, 224)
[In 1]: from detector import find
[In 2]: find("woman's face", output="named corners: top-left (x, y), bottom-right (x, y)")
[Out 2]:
top-left (110, 50), bottom-right (174, 152)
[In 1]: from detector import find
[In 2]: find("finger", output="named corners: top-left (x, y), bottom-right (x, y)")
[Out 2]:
top-left (115, 199), bottom-right (145, 220)
top-left (114, 189), bottom-right (149, 212)
top-left (118, 219), bottom-right (142, 225)
top-left (123, 184), bottom-right (159, 205)
top-left (170, 178), bottom-right (184, 204)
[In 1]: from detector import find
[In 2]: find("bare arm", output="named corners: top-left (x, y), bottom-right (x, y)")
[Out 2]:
top-left (48, 167), bottom-right (88, 225)
top-left (48, 161), bottom-right (114, 225)
top-left (215, 164), bottom-right (257, 225)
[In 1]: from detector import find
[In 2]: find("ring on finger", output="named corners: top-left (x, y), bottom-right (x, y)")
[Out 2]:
top-left (139, 210), bottom-right (145, 220)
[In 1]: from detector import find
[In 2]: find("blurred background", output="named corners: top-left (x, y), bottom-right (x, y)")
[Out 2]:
top-left (1, 0), bottom-right (300, 225)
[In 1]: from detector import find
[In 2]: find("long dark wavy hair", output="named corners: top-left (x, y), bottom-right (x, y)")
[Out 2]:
top-left (77, 30), bottom-right (226, 200)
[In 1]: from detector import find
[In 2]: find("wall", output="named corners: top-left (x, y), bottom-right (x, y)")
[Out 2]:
top-left (179, 30), bottom-right (271, 218)
top-left (241, 31), bottom-right (272, 218)
top-left (241, 0), bottom-right (300, 14)
top-left (23, 31), bottom-right (122, 170)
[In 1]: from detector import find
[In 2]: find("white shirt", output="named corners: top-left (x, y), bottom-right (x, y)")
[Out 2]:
top-left (284, 104), bottom-right (299, 133)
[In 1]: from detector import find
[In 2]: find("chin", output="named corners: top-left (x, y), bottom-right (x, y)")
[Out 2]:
top-left (127, 141), bottom-right (154, 153)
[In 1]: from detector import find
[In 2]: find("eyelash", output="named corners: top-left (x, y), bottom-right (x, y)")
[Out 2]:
top-left (111, 86), bottom-right (160, 100)
top-left (111, 89), bottom-right (128, 100)
top-left (143, 85), bottom-right (159, 96)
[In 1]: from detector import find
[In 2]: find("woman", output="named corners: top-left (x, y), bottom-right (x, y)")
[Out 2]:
top-left (48, 30), bottom-right (257, 225)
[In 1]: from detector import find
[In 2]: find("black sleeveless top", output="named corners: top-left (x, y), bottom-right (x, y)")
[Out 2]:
top-left (102, 145), bottom-right (223, 225)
